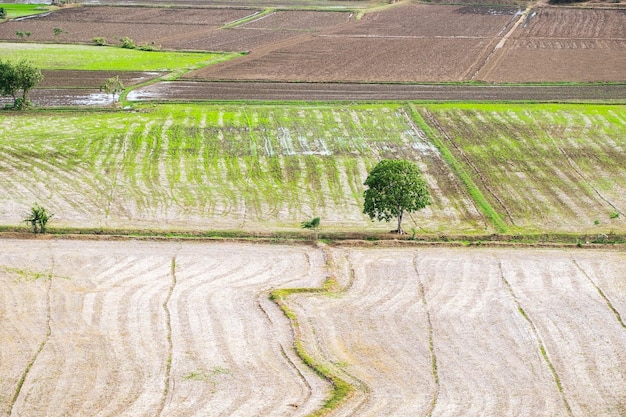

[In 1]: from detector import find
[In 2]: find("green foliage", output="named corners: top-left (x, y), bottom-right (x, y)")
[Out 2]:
top-left (363, 159), bottom-right (431, 234)
top-left (23, 203), bottom-right (53, 233)
top-left (119, 37), bottom-right (136, 49)
top-left (92, 37), bottom-right (107, 46)
top-left (0, 7), bottom-right (6, 19)
top-left (0, 59), bottom-right (44, 109)
top-left (53, 27), bottom-right (66, 36)
top-left (99, 75), bottom-right (125, 104)
top-left (610, 211), bottom-right (620, 219)
top-left (15, 30), bottom-right (30, 39)
top-left (301, 217), bottom-right (320, 229)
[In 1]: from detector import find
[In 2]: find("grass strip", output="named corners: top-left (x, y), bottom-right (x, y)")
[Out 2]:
top-left (269, 244), bottom-right (354, 416)
top-left (222, 8), bottom-right (274, 29)
top-left (270, 289), bottom-right (354, 416)
top-left (407, 103), bottom-right (508, 233)
top-left (0, 3), bottom-right (54, 19)
top-left (0, 43), bottom-right (235, 71)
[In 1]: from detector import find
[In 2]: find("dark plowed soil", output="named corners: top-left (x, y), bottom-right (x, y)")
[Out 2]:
top-left (127, 81), bottom-right (626, 102)
top-left (39, 70), bottom-right (165, 88)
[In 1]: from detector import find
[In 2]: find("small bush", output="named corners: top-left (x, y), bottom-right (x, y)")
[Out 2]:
top-left (138, 41), bottom-right (160, 51)
top-left (0, 8), bottom-right (6, 19)
top-left (610, 211), bottom-right (620, 219)
top-left (23, 203), bottom-right (53, 234)
top-left (119, 37), bottom-right (135, 49)
top-left (301, 217), bottom-right (320, 229)
top-left (92, 37), bottom-right (107, 46)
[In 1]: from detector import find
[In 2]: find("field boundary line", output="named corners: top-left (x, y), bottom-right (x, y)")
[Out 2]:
top-left (157, 256), bottom-right (177, 416)
top-left (256, 294), bottom-right (317, 410)
top-left (407, 104), bottom-right (508, 233)
top-left (269, 244), bottom-right (359, 416)
top-left (498, 261), bottom-right (574, 416)
top-left (571, 258), bottom-right (626, 330)
top-left (7, 249), bottom-right (55, 416)
top-left (412, 254), bottom-right (439, 417)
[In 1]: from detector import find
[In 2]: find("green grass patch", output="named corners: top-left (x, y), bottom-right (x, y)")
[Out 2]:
top-left (0, 43), bottom-right (239, 71)
top-left (0, 3), bottom-right (53, 19)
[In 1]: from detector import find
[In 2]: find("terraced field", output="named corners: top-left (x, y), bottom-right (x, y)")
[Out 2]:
top-left (2, 240), bottom-right (625, 416)
top-left (0, 103), bottom-right (483, 233)
top-left (1, 103), bottom-right (623, 235)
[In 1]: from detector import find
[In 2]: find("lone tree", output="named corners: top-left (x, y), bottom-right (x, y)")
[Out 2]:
top-left (363, 159), bottom-right (431, 234)
top-left (100, 75), bottom-right (125, 105)
top-left (0, 59), bottom-right (44, 109)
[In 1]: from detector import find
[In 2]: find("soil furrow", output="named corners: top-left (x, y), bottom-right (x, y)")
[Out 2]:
top-left (571, 258), bottom-right (626, 330)
top-left (156, 256), bottom-right (177, 416)
top-left (7, 251), bottom-right (54, 417)
top-left (555, 146), bottom-right (624, 217)
top-left (412, 254), bottom-right (439, 417)
top-left (498, 261), bottom-right (573, 417)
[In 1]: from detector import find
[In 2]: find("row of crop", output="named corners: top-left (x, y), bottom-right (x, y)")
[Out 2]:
top-left (418, 103), bottom-right (626, 232)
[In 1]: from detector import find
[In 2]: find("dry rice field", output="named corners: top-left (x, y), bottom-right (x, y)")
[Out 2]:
top-left (1, 239), bottom-right (625, 416)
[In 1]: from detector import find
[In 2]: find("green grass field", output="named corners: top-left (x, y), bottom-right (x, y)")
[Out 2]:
top-left (0, 3), bottom-right (53, 19)
top-left (0, 102), bottom-right (623, 237)
top-left (0, 43), bottom-right (239, 71)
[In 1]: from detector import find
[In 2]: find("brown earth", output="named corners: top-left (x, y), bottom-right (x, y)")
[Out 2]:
top-left (477, 6), bottom-right (626, 82)
top-left (127, 81), bottom-right (626, 102)
top-left (39, 70), bottom-right (165, 88)
top-left (1, 3), bottom-right (625, 85)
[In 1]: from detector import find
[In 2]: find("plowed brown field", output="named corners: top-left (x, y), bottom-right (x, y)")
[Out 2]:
top-left (477, 6), bottom-right (626, 82)
top-left (2, 240), bottom-right (625, 416)
top-left (1, 3), bottom-right (624, 85)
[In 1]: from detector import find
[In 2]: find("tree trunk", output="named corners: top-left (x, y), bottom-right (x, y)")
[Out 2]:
top-left (397, 208), bottom-right (404, 234)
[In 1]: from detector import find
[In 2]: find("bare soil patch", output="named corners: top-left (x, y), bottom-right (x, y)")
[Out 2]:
top-left (291, 246), bottom-right (626, 416)
top-left (192, 37), bottom-right (494, 82)
top-left (0, 239), bottom-right (329, 417)
top-left (477, 6), bottom-right (626, 82)
top-left (0, 6), bottom-right (257, 49)
top-left (2, 240), bottom-right (625, 416)
top-left (129, 80), bottom-right (626, 102)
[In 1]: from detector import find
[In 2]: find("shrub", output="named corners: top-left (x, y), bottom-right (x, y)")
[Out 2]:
top-left (23, 203), bottom-right (53, 234)
top-left (0, 8), bottom-right (6, 19)
top-left (119, 37), bottom-right (135, 49)
top-left (92, 37), bottom-right (107, 46)
top-left (301, 217), bottom-right (321, 229)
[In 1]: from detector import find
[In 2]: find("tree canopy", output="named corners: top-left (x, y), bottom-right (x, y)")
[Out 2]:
top-left (363, 159), bottom-right (431, 234)
top-left (0, 59), bottom-right (44, 109)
